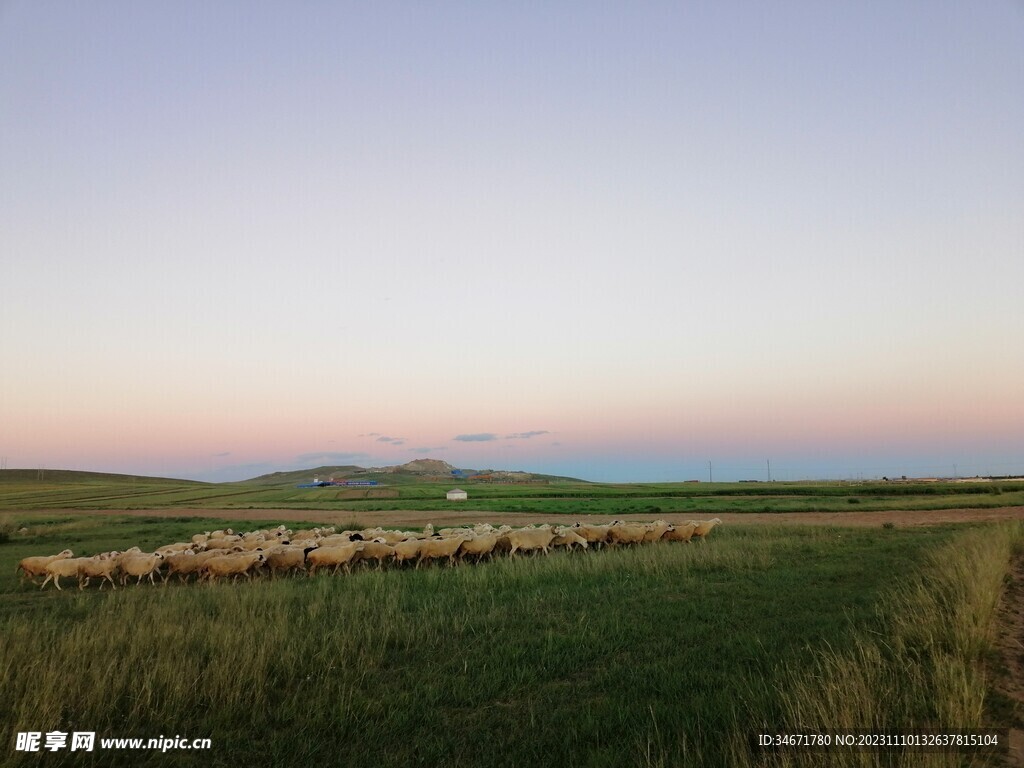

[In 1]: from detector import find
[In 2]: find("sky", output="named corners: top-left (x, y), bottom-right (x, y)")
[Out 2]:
top-left (1, 1), bottom-right (1022, 483)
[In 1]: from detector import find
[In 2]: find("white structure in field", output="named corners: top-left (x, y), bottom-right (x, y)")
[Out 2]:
top-left (446, 488), bottom-right (468, 501)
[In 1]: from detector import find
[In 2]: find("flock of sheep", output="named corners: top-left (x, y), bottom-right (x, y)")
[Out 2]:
top-left (17, 518), bottom-right (724, 591)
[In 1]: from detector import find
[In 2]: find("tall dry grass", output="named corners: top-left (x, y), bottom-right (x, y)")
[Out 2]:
top-left (734, 521), bottom-right (1022, 768)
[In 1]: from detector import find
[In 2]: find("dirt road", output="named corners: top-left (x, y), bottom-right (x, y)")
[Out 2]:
top-left (24, 506), bottom-right (1024, 528)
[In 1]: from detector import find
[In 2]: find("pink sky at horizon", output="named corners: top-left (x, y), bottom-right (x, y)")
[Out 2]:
top-left (5, 376), bottom-right (1021, 482)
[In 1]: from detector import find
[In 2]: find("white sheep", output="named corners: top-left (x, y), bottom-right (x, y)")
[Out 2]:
top-left (606, 523), bottom-right (646, 546)
top-left (319, 533), bottom-right (357, 546)
top-left (165, 549), bottom-right (232, 584)
top-left (570, 523), bottom-right (611, 548)
top-left (458, 533), bottom-right (499, 563)
top-left (392, 538), bottom-right (423, 567)
top-left (367, 530), bottom-right (413, 545)
top-left (552, 528), bottom-right (589, 550)
top-left (119, 552), bottom-right (166, 586)
top-left (641, 520), bottom-right (672, 543)
top-left (204, 536), bottom-right (244, 551)
top-left (505, 526), bottom-right (557, 557)
top-left (17, 549), bottom-right (74, 585)
top-left (78, 553), bottom-right (122, 590)
top-left (351, 540), bottom-right (395, 570)
top-left (201, 552), bottom-right (267, 584)
top-left (416, 535), bottom-right (467, 568)
top-left (265, 545), bottom-right (316, 578)
top-left (690, 518), bottom-right (723, 541)
top-left (306, 543), bottom-right (364, 575)
top-left (40, 561), bottom-right (99, 593)
top-left (663, 522), bottom-right (697, 543)
top-left (155, 542), bottom-right (196, 556)
top-left (40, 557), bottom-right (91, 591)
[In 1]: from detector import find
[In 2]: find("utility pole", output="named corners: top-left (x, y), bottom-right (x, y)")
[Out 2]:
top-left (708, 460), bottom-right (713, 483)
top-left (767, 459), bottom-right (772, 482)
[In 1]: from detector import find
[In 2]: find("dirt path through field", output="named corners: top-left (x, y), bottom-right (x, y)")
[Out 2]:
top-left (992, 552), bottom-right (1024, 765)
top-left (26, 506), bottom-right (1024, 528)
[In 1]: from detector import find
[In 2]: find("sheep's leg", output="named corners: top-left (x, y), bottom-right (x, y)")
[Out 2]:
top-left (40, 573), bottom-right (53, 590)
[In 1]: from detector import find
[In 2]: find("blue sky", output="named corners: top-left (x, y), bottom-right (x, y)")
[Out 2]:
top-left (1, 2), bottom-right (1022, 482)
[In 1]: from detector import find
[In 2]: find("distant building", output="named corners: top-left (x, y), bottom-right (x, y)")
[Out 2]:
top-left (446, 488), bottom-right (468, 501)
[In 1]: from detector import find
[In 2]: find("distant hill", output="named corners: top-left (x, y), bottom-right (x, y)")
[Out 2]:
top-left (0, 462), bottom-right (585, 487)
top-left (243, 460), bottom-right (585, 485)
top-left (243, 461), bottom-right (462, 486)
top-left (0, 468), bottom-right (207, 485)
top-left (389, 459), bottom-right (456, 474)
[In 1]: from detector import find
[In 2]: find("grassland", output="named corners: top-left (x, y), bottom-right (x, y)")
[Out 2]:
top-left (2, 469), bottom-right (1023, 515)
top-left (1, 511), bottom-right (1020, 767)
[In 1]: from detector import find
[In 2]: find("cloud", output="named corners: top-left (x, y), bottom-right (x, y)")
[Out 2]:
top-left (377, 436), bottom-right (406, 445)
top-left (409, 446), bottom-right (447, 454)
top-left (211, 451), bottom-right (231, 457)
top-left (505, 430), bottom-right (551, 440)
top-left (453, 433), bottom-right (499, 442)
top-left (357, 432), bottom-right (381, 438)
top-left (294, 451), bottom-right (371, 465)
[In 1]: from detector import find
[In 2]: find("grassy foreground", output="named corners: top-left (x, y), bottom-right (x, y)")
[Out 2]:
top-left (0, 517), bottom-right (1020, 767)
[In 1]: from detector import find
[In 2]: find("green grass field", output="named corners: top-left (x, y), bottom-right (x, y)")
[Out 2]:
top-left (1, 511), bottom-right (1020, 767)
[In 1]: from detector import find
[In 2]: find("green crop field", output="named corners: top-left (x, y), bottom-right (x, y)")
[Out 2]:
top-left (1, 511), bottom-right (1020, 767)
top-left (2, 469), bottom-right (1023, 515)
